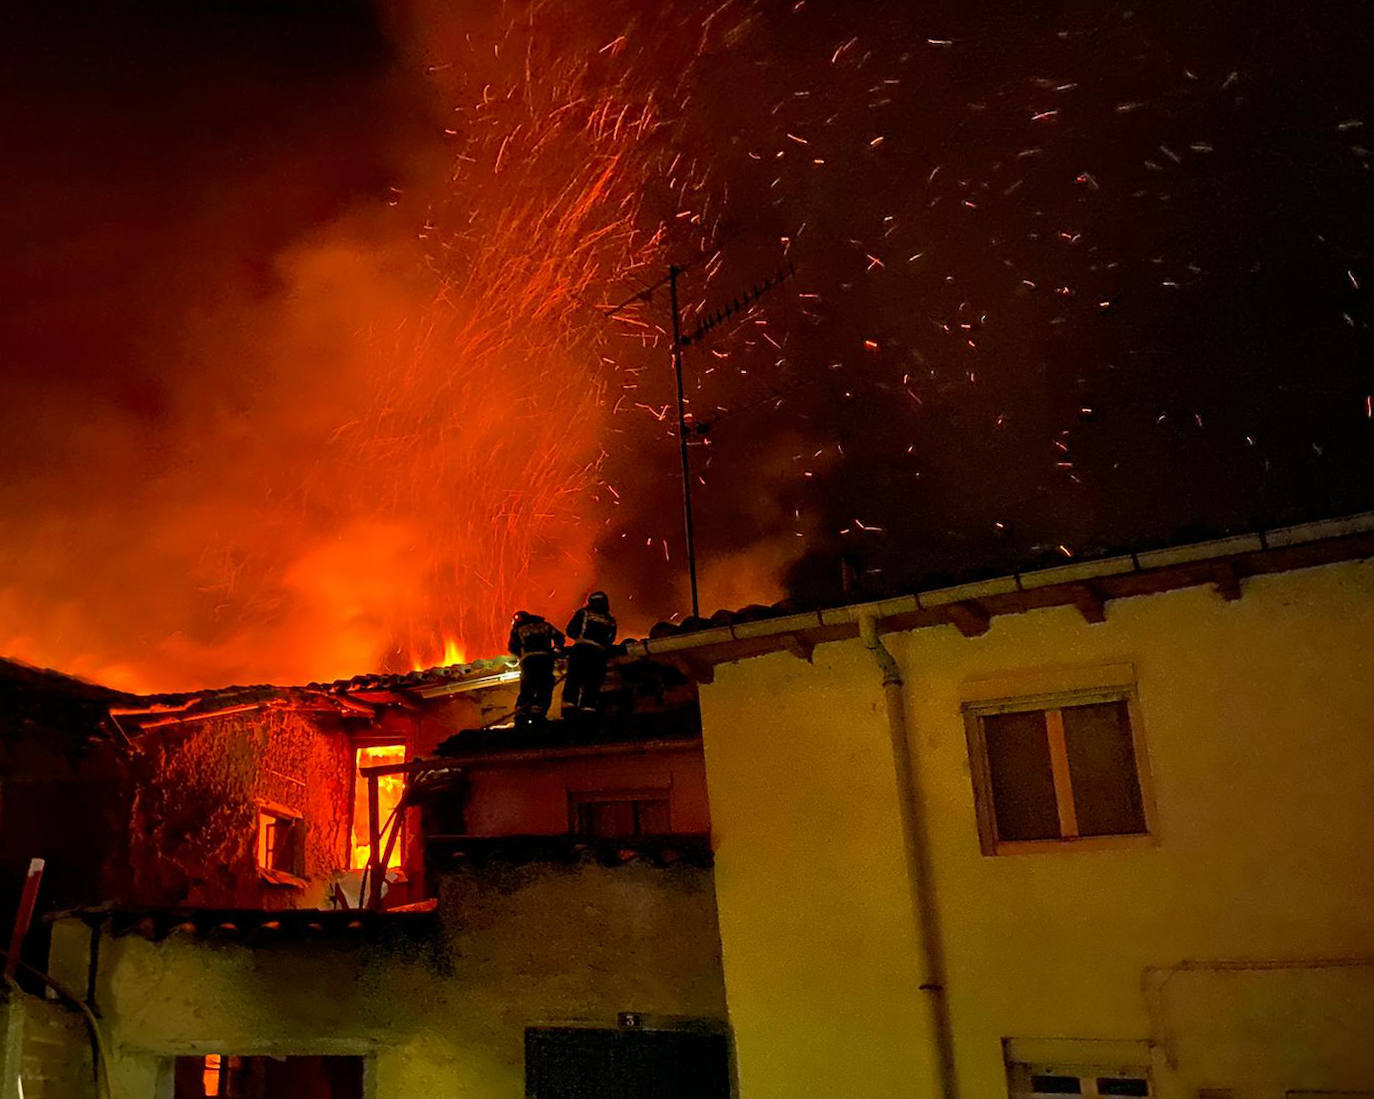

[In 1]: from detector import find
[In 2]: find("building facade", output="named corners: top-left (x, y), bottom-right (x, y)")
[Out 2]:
top-left (7, 657), bottom-right (726, 1098)
top-left (638, 514), bottom-right (1374, 1099)
top-left (6, 512), bottom-right (1374, 1097)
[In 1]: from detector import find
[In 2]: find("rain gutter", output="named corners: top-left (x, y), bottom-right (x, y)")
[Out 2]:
top-left (620, 510), bottom-right (1374, 664)
top-left (858, 612), bottom-right (959, 1099)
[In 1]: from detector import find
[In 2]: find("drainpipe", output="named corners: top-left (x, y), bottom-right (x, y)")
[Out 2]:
top-left (858, 613), bottom-right (959, 1099)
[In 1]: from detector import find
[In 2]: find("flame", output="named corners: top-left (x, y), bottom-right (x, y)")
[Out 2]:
top-left (409, 637), bottom-right (467, 672)
top-left (351, 744), bottom-right (408, 871)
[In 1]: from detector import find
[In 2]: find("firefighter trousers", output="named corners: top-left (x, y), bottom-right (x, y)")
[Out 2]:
top-left (562, 643), bottom-right (607, 714)
top-left (515, 653), bottom-right (555, 724)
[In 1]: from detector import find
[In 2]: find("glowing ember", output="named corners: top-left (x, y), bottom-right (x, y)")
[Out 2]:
top-left (4, 3), bottom-right (1372, 691)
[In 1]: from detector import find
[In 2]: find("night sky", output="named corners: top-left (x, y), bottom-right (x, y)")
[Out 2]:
top-left (3, 1), bottom-right (1372, 689)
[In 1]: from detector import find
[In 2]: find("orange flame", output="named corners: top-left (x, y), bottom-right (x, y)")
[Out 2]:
top-left (352, 744), bottom-right (408, 871)
top-left (410, 637), bottom-right (467, 672)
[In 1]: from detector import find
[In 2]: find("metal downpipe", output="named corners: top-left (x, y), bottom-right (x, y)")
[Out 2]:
top-left (858, 613), bottom-right (959, 1099)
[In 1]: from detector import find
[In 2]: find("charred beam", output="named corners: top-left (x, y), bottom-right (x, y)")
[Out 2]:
top-left (334, 694), bottom-right (379, 718)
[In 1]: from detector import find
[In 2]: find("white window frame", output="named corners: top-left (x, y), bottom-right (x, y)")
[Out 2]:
top-left (1007, 1060), bottom-right (1153, 1097)
top-left (963, 682), bottom-right (1156, 856)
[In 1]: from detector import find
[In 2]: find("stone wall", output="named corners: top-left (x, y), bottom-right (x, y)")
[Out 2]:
top-left (126, 708), bottom-right (353, 908)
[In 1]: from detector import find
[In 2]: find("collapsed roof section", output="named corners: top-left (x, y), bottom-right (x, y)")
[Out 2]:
top-left (91, 650), bottom-right (695, 747)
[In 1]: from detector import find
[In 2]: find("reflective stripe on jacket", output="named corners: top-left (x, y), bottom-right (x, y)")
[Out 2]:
top-left (567, 608), bottom-right (617, 649)
top-left (508, 618), bottom-right (563, 657)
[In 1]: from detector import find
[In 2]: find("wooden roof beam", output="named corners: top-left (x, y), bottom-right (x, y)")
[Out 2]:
top-left (1069, 582), bottom-right (1107, 624)
top-left (334, 694), bottom-right (379, 718)
top-left (778, 634), bottom-right (815, 663)
top-left (1212, 561), bottom-right (1243, 601)
top-left (673, 656), bottom-right (715, 685)
top-left (944, 600), bottom-right (992, 638)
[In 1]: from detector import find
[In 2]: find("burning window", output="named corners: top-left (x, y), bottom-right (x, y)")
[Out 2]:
top-left (350, 744), bottom-right (407, 870)
top-left (200, 1054), bottom-right (238, 1098)
top-left (177, 1055), bottom-right (363, 1098)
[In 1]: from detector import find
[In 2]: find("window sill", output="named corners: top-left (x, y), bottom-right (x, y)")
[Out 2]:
top-left (987, 832), bottom-right (1156, 857)
top-left (258, 867), bottom-right (308, 889)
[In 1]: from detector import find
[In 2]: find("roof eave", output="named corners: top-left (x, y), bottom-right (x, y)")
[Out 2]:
top-left (622, 511), bottom-right (1374, 668)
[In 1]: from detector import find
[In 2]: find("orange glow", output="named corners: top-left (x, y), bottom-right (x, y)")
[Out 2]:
top-left (202, 1054), bottom-right (221, 1097)
top-left (351, 744), bottom-right (407, 870)
top-left (255, 812), bottom-right (275, 871)
top-left (0, 5), bottom-right (679, 693)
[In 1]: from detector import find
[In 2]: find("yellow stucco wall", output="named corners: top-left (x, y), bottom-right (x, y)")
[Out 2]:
top-left (698, 558), bottom-right (1374, 1099)
top-left (49, 862), bottom-right (727, 1098)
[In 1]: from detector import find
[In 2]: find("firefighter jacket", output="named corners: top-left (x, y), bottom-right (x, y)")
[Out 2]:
top-left (508, 617), bottom-right (564, 660)
top-left (566, 607), bottom-right (617, 649)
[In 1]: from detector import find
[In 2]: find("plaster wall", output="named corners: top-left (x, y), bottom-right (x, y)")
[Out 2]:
top-left (697, 558), bottom-right (1374, 1098)
top-left (53, 861), bottom-right (726, 1098)
top-left (464, 746), bottom-right (710, 836)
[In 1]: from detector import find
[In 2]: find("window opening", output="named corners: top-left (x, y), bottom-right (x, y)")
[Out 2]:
top-left (526, 1027), bottom-right (730, 1098)
top-left (255, 810), bottom-right (300, 875)
top-left (350, 744), bottom-right (406, 870)
top-left (176, 1055), bottom-right (363, 1099)
top-left (570, 790), bottom-right (671, 838)
top-left (1008, 1062), bottom-right (1151, 1098)
top-left (202, 1054), bottom-right (226, 1098)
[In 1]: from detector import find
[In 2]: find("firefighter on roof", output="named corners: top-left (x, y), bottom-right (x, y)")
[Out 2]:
top-left (508, 610), bottom-right (564, 726)
top-left (562, 591), bottom-right (617, 717)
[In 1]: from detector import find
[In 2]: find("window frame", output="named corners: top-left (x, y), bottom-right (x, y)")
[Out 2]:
top-left (566, 787), bottom-right (673, 838)
top-left (963, 684), bottom-right (1156, 856)
top-left (170, 1052), bottom-right (373, 1099)
top-left (255, 799), bottom-right (305, 885)
top-left (348, 740), bottom-right (408, 872)
top-left (1006, 1059), bottom-right (1153, 1097)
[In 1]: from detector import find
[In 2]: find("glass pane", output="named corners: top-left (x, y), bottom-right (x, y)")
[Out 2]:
top-left (1063, 701), bottom-right (1146, 836)
top-left (984, 710), bottom-right (1060, 841)
top-left (1098, 1078), bottom-right (1150, 1096)
top-left (636, 799), bottom-right (671, 834)
top-left (1030, 1075), bottom-right (1082, 1093)
top-left (579, 801), bottom-right (636, 837)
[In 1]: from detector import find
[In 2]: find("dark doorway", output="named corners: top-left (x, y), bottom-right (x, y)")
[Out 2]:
top-left (526, 1027), bottom-right (731, 1098)
top-left (172, 1055), bottom-right (363, 1099)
